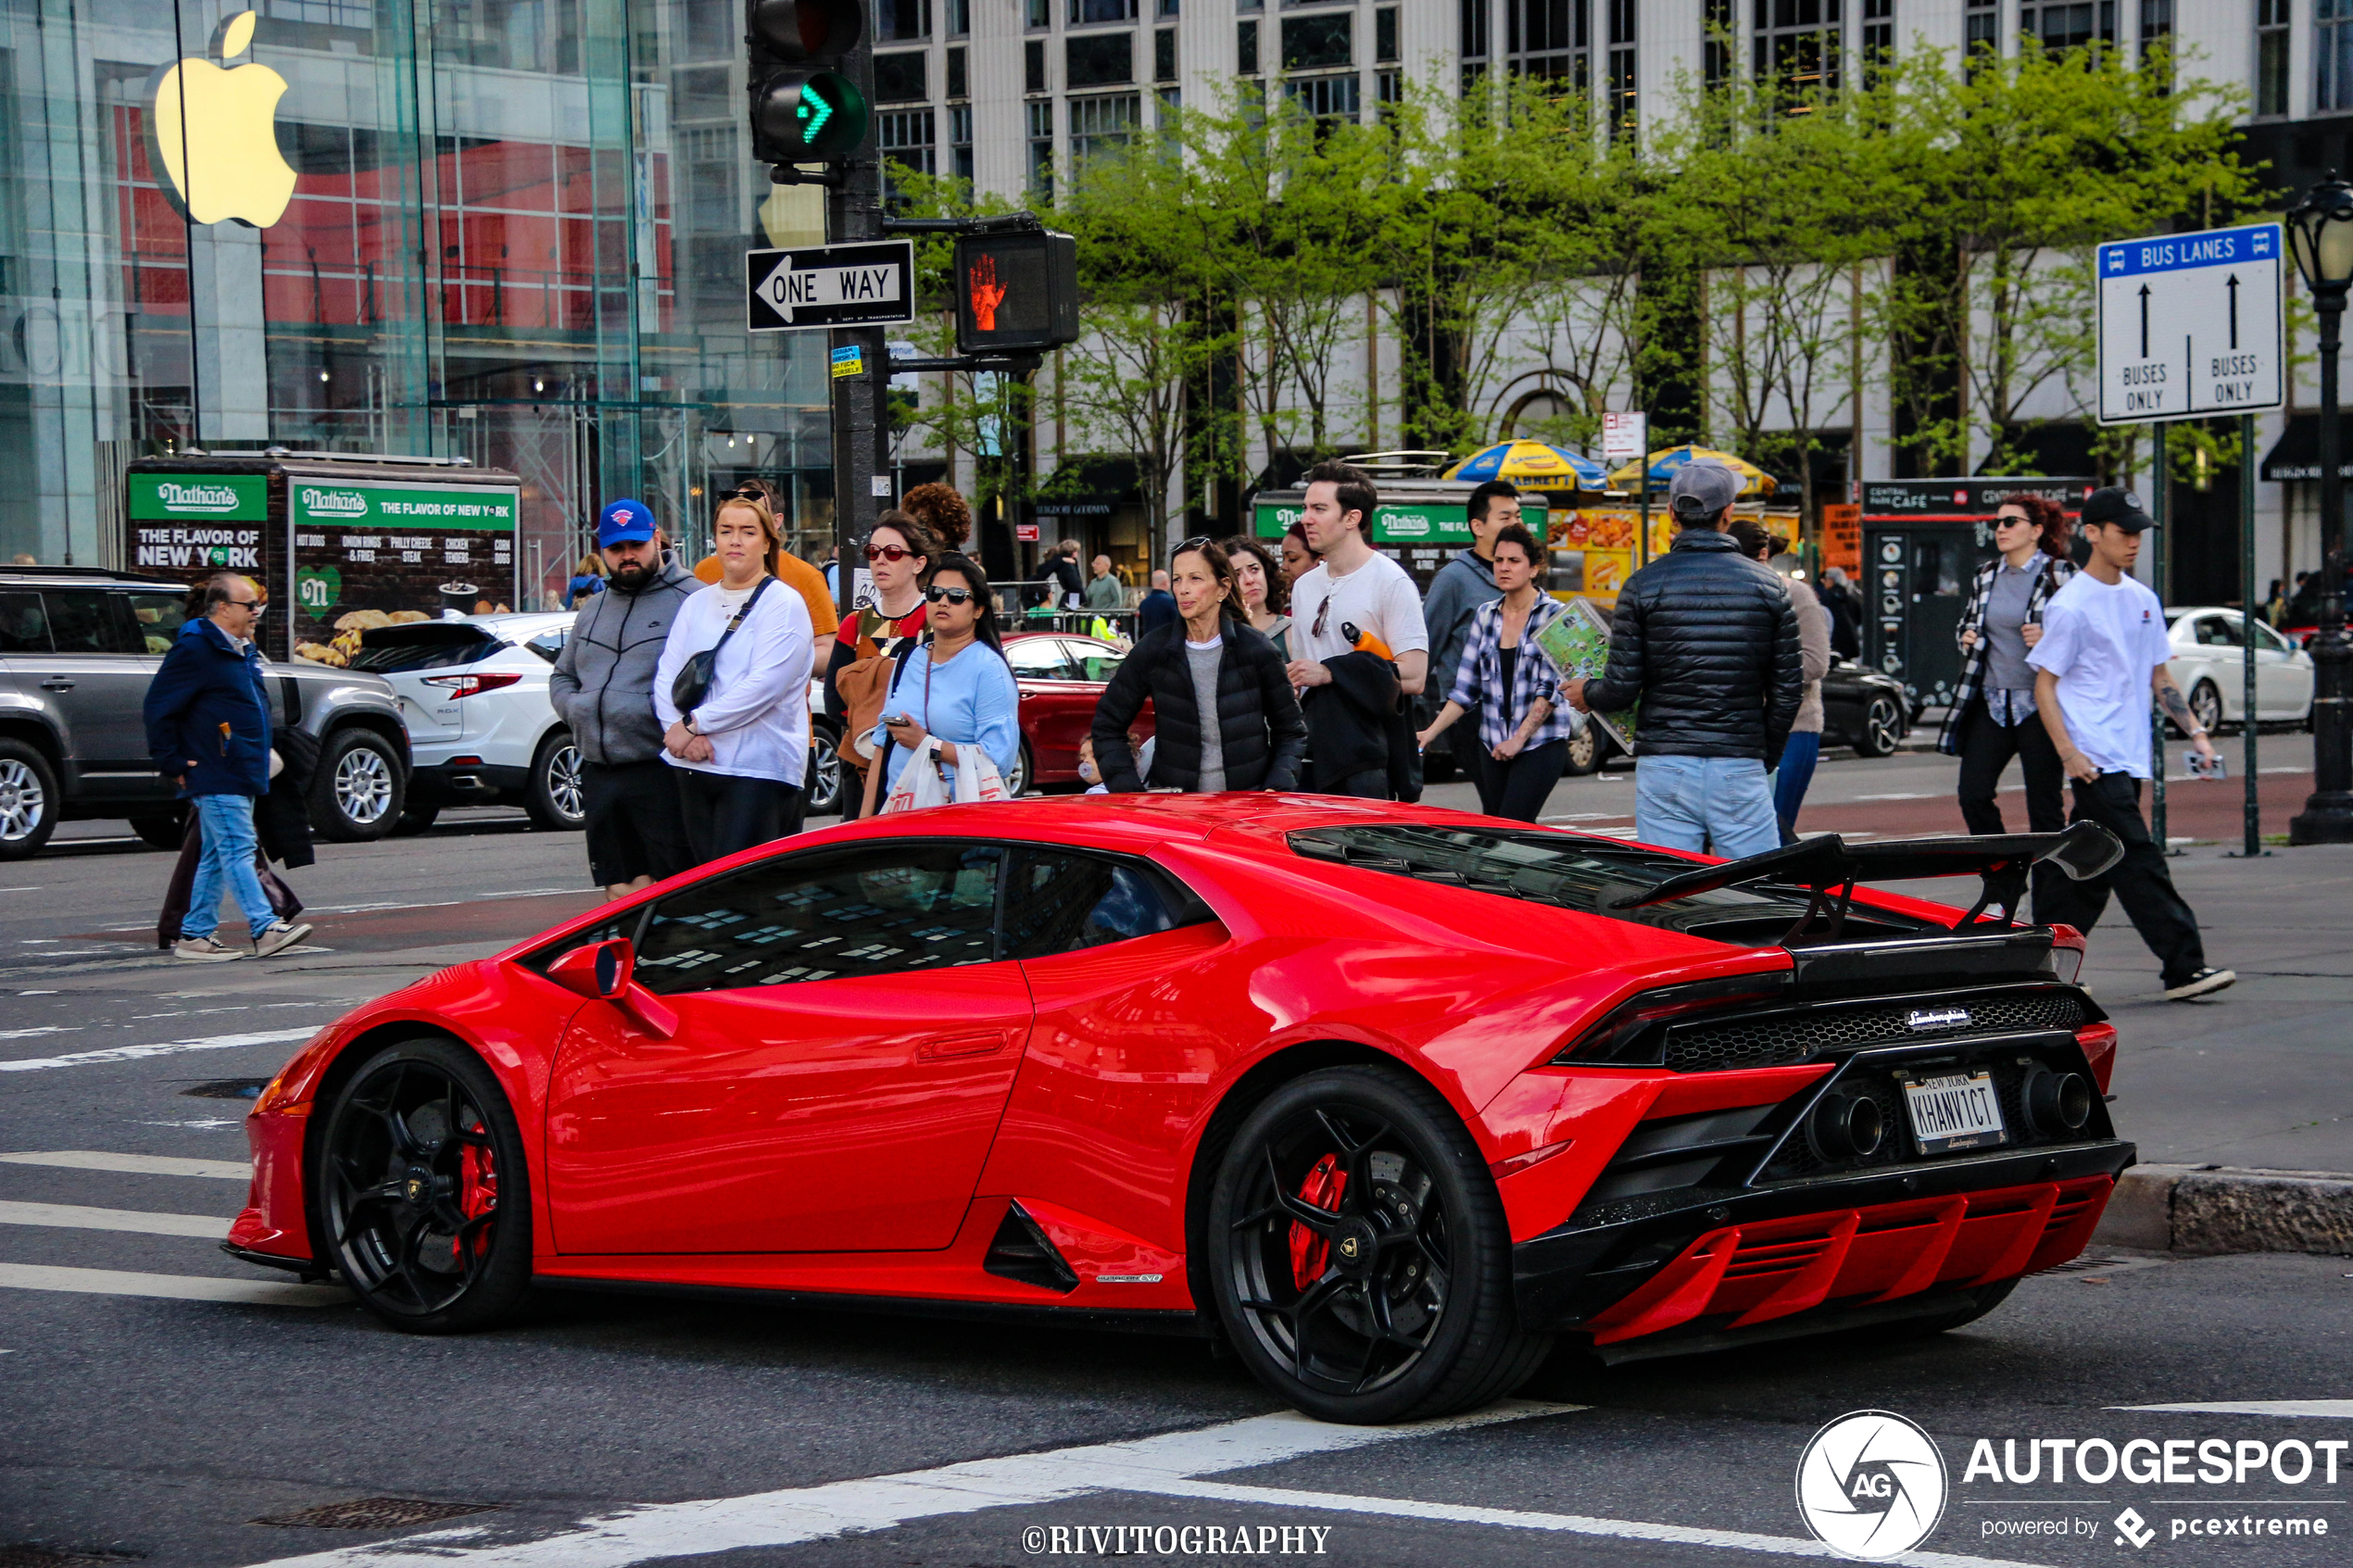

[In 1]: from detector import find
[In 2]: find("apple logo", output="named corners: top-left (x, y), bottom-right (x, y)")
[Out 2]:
top-left (145, 11), bottom-right (296, 229)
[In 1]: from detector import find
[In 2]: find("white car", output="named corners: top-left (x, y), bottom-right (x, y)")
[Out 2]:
top-left (2164, 606), bottom-right (2315, 734)
top-left (349, 612), bottom-right (583, 834)
top-left (352, 611), bottom-right (846, 833)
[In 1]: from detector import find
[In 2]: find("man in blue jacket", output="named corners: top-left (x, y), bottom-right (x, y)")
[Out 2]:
top-left (142, 574), bottom-right (311, 961)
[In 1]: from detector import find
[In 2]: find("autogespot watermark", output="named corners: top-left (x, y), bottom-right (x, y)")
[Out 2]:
top-left (1021, 1524), bottom-right (1333, 1557)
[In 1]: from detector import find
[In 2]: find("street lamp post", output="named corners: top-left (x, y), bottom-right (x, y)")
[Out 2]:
top-left (2285, 174), bottom-right (2353, 844)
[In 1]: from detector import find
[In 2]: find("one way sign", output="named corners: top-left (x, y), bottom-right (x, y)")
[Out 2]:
top-left (2096, 221), bottom-right (2283, 425)
top-left (746, 241), bottom-right (916, 332)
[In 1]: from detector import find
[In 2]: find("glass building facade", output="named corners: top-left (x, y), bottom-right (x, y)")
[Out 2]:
top-left (1, 0), bottom-right (831, 608)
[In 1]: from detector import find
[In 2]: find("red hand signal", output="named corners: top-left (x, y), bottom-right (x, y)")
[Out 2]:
top-left (969, 254), bottom-right (1007, 332)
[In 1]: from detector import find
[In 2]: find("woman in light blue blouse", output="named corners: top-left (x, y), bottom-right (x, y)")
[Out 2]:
top-left (862, 553), bottom-right (1022, 811)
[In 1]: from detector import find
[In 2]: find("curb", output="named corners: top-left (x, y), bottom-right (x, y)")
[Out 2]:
top-left (2092, 1163), bottom-right (2353, 1256)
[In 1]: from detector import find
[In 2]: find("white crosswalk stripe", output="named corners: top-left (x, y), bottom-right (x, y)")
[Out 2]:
top-left (0, 1199), bottom-right (228, 1236)
top-left (0, 1025), bottom-right (319, 1073)
top-left (0, 1150), bottom-right (250, 1179)
top-left (0, 1262), bottom-right (343, 1307)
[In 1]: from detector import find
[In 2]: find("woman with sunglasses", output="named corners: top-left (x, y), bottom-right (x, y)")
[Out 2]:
top-left (824, 511), bottom-right (938, 817)
top-left (863, 553), bottom-right (1021, 812)
top-left (1221, 534), bottom-right (1291, 659)
top-left (1412, 523), bottom-right (1579, 822)
top-left (1939, 493), bottom-right (2077, 851)
top-left (1090, 538), bottom-right (1305, 794)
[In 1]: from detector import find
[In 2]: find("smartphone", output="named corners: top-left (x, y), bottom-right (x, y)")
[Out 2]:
top-left (2185, 748), bottom-right (2228, 781)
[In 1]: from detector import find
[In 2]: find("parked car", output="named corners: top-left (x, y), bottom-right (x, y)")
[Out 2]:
top-left (2162, 606), bottom-right (2314, 734)
top-left (1558, 657), bottom-right (1910, 777)
top-left (1001, 631), bottom-right (1153, 793)
top-left (0, 566), bottom-right (409, 859)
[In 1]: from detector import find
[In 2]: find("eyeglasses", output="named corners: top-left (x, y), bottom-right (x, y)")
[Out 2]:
top-left (925, 584), bottom-right (975, 606)
top-left (1312, 594), bottom-right (1331, 640)
top-left (865, 543), bottom-right (917, 562)
top-left (1994, 514), bottom-right (2033, 529)
top-left (221, 599), bottom-right (266, 613)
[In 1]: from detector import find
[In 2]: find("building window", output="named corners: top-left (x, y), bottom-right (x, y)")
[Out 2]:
top-left (1377, 66), bottom-right (1402, 106)
top-left (2138, 0), bottom-right (2171, 61)
top-left (1070, 0), bottom-right (1138, 20)
top-left (1027, 38), bottom-right (1049, 92)
top-left (2020, 3), bottom-right (2116, 51)
top-left (879, 107), bottom-right (936, 207)
top-left (948, 44), bottom-right (968, 98)
top-left (1159, 84), bottom-right (1183, 119)
top-left (1461, 0), bottom-right (1490, 58)
top-left (950, 103), bottom-right (975, 182)
top-left (946, 0), bottom-right (970, 34)
top-left (875, 0), bottom-right (930, 44)
top-left (1704, 0), bottom-right (1733, 88)
top-left (1158, 0), bottom-right (1179, 14)
top-left (1376, 5), bottom-right (1399, 61)
top-left (1860, 0), bottom-right (1894, 79)
top-left (1240, 18), bottom-right (1261, 72)
top-left (1966, 0), bottom-right (1999, 63)
top-left (1069, 31), bottom-right (1136, 84)
top-left (1285, 71), bottom-right (1361, 119)
top-left (1283, 13), bottom-right (1353, 69)
top-left (875, 52), bottom-right (929, 102)
top-left (1510, 0), bottom-right (1591, 88)
top-left (1027, 0), bottom-right (1051, 27)
top-left (2322, 0), bottom-right (2353, 109)
top-left (1606, 0), bottom-right (1635, 136)
top-left (2259, 0), bottom-right (2291, 117)
top-left (1028, 99), bottom-right (1056, 198)
top-left (1155, 27), bottom-right (1179, 78)
top-left (1755, 0), bottom-right (1839, 100)
top-left (1070, 92), bottom-right (1141, 165)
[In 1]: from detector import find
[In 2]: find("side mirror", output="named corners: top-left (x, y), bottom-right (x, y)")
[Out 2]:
top-left (547, 937), bottom-right (631, 1000)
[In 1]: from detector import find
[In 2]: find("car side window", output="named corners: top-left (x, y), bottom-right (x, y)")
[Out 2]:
top-left (2195, 616), bottom-right (2242, 648)
top-left (0, 592), bottom-right (49, 653)
top-left (1002, 848), bottom-right (1215, 960)
top-left (524, 629), bottom-right (568, 663)
top-left (44, 591), bottom-right (127, 655)
top-left (1068, 641), bottom-right (1125, 684)
top-left (2252, 620), bottom-right (2290, 654)
top-left (633, 843), bottom-right (1004, 997)
top-left (124, 592), bottom-right (191, 656)
top-left (1005, 639), bottom-right (1076, 680)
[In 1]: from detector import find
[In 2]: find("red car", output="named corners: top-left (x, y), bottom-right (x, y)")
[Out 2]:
top-left (1001, 631), bottom-right (1150, 791)
top-left (226, 797), bottom-right (2129, 1424)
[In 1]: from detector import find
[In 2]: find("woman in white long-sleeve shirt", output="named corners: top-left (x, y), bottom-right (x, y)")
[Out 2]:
top-left (653, 495), bottom-right (814, 865)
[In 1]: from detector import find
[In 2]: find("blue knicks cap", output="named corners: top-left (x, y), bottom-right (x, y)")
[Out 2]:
top-left (598, 498), bottom-right (658, 547)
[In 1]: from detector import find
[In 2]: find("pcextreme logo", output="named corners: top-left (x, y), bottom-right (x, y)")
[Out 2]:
top-left (1795, 1410), bottom-right (1949, 1560)
top-left (145, 11), bottom-right (297, 228)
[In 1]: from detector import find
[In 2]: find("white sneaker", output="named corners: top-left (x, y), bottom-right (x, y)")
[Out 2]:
top-left (2162, 967), bottom-right (2237, 1001)
top-left (173, 935), bottom-right (244, 962)
top-left (252, 921), bottom-right (314, 959)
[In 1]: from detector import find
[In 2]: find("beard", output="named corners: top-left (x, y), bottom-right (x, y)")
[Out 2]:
top-left (606, 556), bottom-right (655, 590)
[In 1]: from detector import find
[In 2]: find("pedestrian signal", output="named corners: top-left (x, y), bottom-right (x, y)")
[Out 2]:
top-left (953, 231), bottom-right (1080, 355)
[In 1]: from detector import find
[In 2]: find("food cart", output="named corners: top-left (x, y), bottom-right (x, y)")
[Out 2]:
top-left (122, 452), bottom-right (523, 665)
top-left (1250, 482), bottom-right (1551, 595)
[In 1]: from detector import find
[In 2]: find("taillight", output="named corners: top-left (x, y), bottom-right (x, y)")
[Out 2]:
top-left (2076, 1021), bottom-right (2120, 1093)
top-left (1550, 973), bottom-right (1791, 1064)
top-left (422, 672), bottom-right (522, 699)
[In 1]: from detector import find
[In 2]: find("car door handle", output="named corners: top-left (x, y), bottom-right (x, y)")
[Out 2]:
top-left (916, 1031), bottom-right (1011, 1060)
top-left (39, 677), bottom-right (73, 691)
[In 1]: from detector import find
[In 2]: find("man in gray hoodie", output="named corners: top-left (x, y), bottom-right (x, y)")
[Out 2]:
top-left (1419, 480), bottom-right (1520, 791)
top-left (549, 498), bottom-right (699, 898)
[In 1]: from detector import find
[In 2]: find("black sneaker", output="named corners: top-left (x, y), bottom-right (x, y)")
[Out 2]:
top-left (2162, 967), bottom-right (2236, 1001)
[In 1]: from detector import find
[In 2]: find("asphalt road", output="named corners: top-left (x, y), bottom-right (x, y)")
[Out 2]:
top-left (3, 756), bottom-right (2349, 1568)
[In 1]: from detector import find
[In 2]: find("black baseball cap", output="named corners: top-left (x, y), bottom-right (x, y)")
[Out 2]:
top-left (2080, 486), bottom-right (2156, 533)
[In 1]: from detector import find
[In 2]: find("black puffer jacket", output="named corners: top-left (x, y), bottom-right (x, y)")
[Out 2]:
top-left (1092, 619), bottom-right (1307, 792)
top-left (1584, 528), bottom-right (1804, 766)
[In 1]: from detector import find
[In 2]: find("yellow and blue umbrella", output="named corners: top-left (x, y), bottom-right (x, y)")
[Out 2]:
top-left (1443, 440), bottom-right (1610, 491)
top-left (1604, 445), bottom-right (1777, 497)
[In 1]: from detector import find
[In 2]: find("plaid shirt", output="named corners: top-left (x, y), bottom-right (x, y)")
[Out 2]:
top-left (1448, 595), bottom-right (1581, 751)
top-left (1935, 554), bottom-right (2076, 755)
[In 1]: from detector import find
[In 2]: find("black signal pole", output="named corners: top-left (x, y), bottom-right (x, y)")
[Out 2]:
top-left (823, 31), bottom-right (887, 617)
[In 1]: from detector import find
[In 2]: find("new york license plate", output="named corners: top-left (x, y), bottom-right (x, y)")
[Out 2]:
top-left (1901, 1070), bottom-right (2008, 1154)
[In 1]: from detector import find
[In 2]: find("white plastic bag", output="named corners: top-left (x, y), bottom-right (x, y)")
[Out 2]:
top-left (880, 736), bottom-right (951, 814)
top-left (954, 746), bottom-right (1013, 804)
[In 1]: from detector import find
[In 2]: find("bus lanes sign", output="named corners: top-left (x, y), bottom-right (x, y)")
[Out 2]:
top-left (2096, 222), bottom-right (2283, 425)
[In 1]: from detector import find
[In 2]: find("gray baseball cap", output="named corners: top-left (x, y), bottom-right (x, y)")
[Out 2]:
top-left (1667, 459), bottom-right (1743, 523)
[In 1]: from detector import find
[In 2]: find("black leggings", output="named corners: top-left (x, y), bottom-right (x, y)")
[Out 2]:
top-left (1957, 699), bottom-right (2067, 836)
top-left (1476, 738), bottom-right (1567, 822)
top-left (677, 770), bottom-right (805, 867)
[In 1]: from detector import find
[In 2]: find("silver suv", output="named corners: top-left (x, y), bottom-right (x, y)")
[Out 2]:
top-left (0, 568), bottom-right (411, 859)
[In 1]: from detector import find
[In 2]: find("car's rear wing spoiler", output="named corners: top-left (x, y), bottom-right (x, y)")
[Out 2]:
top-left (1606, 822), bottom-right (2125, 944)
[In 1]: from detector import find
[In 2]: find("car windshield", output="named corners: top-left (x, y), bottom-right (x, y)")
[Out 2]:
top-left (1286, 823), bottom-right (1937, 947)
top-left (348, 628), bottom-right (503, 672)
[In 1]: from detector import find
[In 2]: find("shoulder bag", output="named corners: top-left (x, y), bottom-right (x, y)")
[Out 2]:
top-left (669, 576), bottom-right (773, 719)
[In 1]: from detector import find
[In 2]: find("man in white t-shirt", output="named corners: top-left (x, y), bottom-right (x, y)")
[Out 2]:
top-left (2027, 486), bottom-right (2233, 1001)
top-left (1287, 460), bottom-right (1429, 797)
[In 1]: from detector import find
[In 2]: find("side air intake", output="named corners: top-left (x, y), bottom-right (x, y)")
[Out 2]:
top-left (983, 1201), bottom-right (1078, 1294)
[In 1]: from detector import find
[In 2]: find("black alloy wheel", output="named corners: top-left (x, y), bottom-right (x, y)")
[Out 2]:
top-left (1856, 695), bottom-right (1902, 759)
top-left (315, 1038), bottom-right (532, 1333)
top-left (1205, 1066), bottom-right (1549, 1424)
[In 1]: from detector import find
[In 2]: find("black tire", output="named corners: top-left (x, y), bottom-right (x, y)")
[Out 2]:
top-left (391, 803), bottom-right (441, 836)
top-left (1856, 695), bottom-right (1902, 759)
top-left (1561, 723), bottom-right (1602, 777)
top-left (1009, 737), bottom-right (1034, 797)
top-left (309, 727), bottom-right (405, 842)
top-left (313, 1036), bottom-right (533, 1334)
top-left (0, 738), bottom-right (58, 859)
top-left (523, 729), bottom-right (585, 831)
top-left (805, 721), bottom-right (844, 816)
top-left (128, 807), bottom-right (189, 850)
top-left (1204, 1065), bottom-right (1549, 1424)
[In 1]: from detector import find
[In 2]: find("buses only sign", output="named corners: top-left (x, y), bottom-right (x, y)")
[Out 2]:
top-left (2096, 221), bottom-right (2283, 425)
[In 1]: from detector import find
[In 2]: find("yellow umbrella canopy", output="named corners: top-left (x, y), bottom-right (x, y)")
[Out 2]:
top-left (1441, 440), bottom-right (1611, 490)
top-left (1604, 445), bottom-right (1777, 497)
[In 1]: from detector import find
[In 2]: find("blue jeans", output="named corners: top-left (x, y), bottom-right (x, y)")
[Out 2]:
top-left (1772, 731), bottom-right (1821, 838)
top-left (182, 794), bottom-right (273, 942)
top-left (1633, 755), bottom-right (1781, 860)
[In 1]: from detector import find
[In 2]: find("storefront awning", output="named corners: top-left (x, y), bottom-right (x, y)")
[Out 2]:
top-left (1032, 456), bottom-right (1140, 519)
top-left (2259, 412), bottom-right (2353, 482)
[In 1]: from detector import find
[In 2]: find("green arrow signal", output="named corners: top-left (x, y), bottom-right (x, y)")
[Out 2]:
top-left (799, 83), bottom-right (834, 144)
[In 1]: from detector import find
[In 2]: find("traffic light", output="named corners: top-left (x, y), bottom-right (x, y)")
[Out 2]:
top-left (747, 0), bottom-right (869, 168)
top-left (954, 230), bottom-right (1080, 355)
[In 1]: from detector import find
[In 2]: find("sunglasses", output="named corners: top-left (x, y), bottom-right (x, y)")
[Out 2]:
top-left (1994, 514), bottom-right (2033, 528)
top-left (1312, 594), bottom-right (1331, 640)
top-left (925, 584), bottom-right (975, 606)
top-left (1175, 535), bottom-right (1214, 556)
top-left (222, 599), bottom-right (266, 613)
top-left (865, 543), bottom-right (918, 562)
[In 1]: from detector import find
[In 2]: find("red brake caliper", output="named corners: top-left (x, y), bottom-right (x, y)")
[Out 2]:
top-left (1288, 1153), bottom-right (1348, 1288)
top-left (455, 1130), bottom-right (497, 1263)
